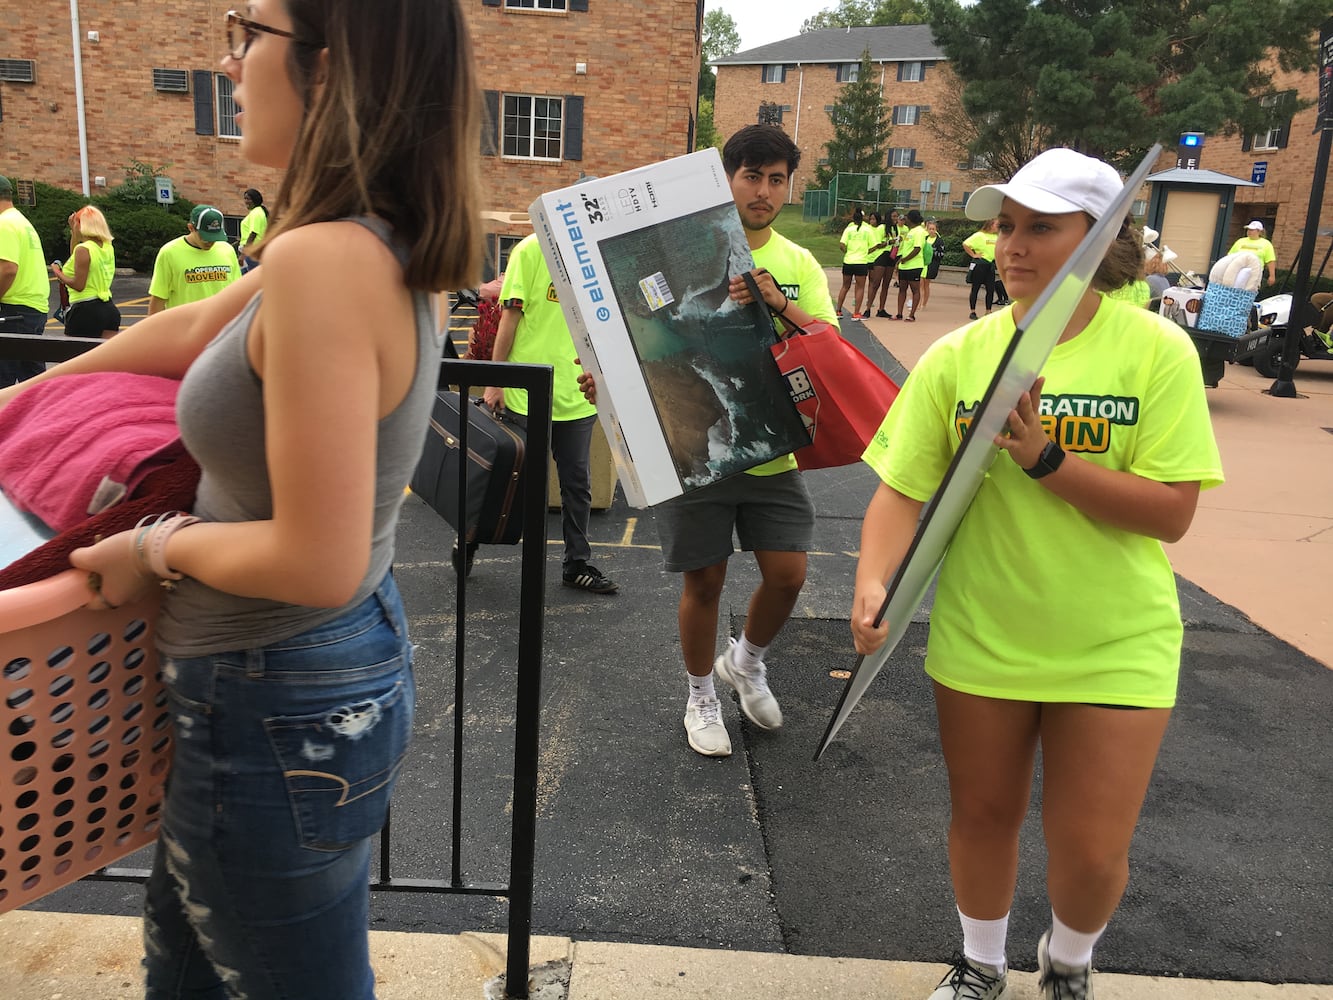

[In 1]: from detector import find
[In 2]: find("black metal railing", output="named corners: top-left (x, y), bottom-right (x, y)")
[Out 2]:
top-left (0, 333), bottom-right (553, 1000)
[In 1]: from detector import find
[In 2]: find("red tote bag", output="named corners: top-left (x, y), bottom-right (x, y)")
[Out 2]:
top-left (745, 274), bottom-right (900, 470)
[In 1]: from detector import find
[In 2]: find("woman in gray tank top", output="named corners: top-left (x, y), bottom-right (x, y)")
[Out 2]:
top-left (0, 2), bottom-right (483, 996)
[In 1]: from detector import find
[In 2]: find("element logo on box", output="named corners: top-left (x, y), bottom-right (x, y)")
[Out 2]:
top-left (638, 272), bottom-right (675, 311)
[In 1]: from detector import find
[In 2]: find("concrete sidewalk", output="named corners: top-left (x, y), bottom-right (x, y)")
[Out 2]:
top-left (4, 909), bottom-right (1331, 999)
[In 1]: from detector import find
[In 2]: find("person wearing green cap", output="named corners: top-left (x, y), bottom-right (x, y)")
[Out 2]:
top-left (0, 174), bottom-right (50, 385)
top-left (147, 204), bottom-right (240, 314)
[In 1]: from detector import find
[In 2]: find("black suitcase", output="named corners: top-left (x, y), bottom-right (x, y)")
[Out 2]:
top-left (411, 391), bottom-right (527, 546)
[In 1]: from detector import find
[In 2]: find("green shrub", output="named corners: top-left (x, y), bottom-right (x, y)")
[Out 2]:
top-left (25, 181), bottom-right (197, 273)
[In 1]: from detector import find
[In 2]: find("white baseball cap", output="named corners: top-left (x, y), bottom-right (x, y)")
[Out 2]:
top-left (1245, 220), bottom-right (1265, 231)
top-left (965, 148), bottom-right (1124, 222)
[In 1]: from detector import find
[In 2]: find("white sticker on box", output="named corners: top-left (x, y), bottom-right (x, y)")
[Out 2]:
top-left (638, 272), bottom-right (675, 311)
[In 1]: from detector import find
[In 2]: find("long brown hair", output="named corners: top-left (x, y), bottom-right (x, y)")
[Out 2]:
top-left (262, 0), bottom-right (482, 292)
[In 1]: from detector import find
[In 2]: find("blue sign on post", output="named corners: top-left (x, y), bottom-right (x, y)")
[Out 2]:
top-left (1251, 161), bottom-right (1268, 185)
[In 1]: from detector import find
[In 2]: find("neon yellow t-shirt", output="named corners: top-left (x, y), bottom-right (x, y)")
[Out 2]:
top-left (0, 206), bottom-right (50, 312)
top-left (746, 228), bottom-right (838, 477)
top-left (861, 296), bottom-right (1224, 706)
top-left (963, 230), bottom-right (997, 263)
top-left (148, 236), bottom-right (240, 309)
top-left (897, 224), bottom-right (928, 269)
top-left (64, 239), bottom-right (115, 305)
top-left (869, 224), bottom-right (888, 259)
top-left (240, 206), bottom-right (268, 250)
top-left (497, 233), bottom-right (596, 422)
top-left (841, 222), bottom-right (875, 265)
top-left (1227, 236), bottom-right (1275, 268)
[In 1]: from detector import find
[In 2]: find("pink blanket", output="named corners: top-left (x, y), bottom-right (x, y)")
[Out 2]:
top-left (0, 372), bottom-right (184, 532)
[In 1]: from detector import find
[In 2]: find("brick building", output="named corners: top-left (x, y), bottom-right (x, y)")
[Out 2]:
top-left (1163, 59), bottom-right (1332, 277)
top-left (711, 25), bottom-right (986, 216)
top-left (1, 0), bottom-right (703, 275)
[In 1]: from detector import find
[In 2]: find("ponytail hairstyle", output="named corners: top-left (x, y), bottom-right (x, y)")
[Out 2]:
top-left (264, 0), bottom-right (483, 292)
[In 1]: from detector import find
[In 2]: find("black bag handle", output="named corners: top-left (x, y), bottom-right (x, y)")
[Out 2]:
top-left (741, 270), bottom-right (805, 341)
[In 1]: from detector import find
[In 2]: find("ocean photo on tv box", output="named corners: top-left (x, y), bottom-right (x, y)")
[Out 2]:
top-left (599, 203), bottom-right (808, 491)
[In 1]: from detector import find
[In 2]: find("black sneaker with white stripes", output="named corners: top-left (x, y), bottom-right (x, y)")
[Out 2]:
top-left (562, 561), bottom-right (618, 594)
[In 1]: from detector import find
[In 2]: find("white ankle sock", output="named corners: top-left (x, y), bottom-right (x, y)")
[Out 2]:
top-left (732, 634), bottom-right (768, 671)
top-left (1047, 910), bottom-right (1103, 968)
top-left (687, 672), bottom-right (716, 702)
top-left (959, 908), bottom-right (1008, 973)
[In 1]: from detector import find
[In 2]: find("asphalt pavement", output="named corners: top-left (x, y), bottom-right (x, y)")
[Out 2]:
top-left (13, 275), bottom-right (1332, 996)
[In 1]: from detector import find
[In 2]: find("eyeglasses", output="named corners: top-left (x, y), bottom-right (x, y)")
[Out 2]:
top-left (225, 10), bottom-right (301, 59)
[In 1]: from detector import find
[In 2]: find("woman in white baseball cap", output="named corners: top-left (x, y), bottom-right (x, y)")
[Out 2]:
top-left (852, 147), bottom-right (1224, 1000)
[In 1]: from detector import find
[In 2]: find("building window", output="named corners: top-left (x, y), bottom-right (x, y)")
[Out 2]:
top-left (898, 61), bottom-right (922, 82)
top-left (957, 152), bottom-right (991, 171)
top-left (763, 64), bottom-right (785, 84)
top-left (1252, 95), bottom-right (1282, 150)
top-left (503, 94), bottom-right (563, 160)
top-left (216, 74), bottom-right (240, 139)
top-left (837, 63), bottom-right (860, 83)
top-left (893, 105), bottom-right (920, 126)
top-left (889, 147), bottom-right (916, 168)
top-left (890, 188), bottom-right (912, 205)
top-left (505, 0), bottom-right (568, 7)
top-left (758, 101), bottom-right (785, 125)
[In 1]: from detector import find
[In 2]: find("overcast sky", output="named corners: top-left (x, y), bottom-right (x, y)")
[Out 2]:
top-left (708, 0), bottom-right (828, 53)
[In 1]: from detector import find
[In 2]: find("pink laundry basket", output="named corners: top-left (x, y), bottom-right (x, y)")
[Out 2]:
top-left (0, 569), bottom-right (170, 914)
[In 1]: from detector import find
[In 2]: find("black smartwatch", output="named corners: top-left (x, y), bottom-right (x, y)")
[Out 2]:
top-left (1023, 440), bottom-right (1065, 480)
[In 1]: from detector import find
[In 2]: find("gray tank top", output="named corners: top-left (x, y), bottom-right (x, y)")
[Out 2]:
top-left (155, 217), bottom-right (445, 656)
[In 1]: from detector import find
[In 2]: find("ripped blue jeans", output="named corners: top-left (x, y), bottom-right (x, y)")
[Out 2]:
top-left (143, 573), bottom-right (414, 1000)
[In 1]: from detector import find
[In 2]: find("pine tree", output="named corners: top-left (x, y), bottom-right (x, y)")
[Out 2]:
top-left (814, 49), bottom-right (893, 190)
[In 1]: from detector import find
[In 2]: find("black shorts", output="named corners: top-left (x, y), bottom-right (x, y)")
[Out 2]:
top-left (897, 267), bottom-right (923, 283)
top-left (870, 253), bottom-right (893, 269)
top-left (842, 262), bottom-right (870, 277)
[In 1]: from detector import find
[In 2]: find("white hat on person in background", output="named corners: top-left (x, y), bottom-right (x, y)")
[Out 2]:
top-left (1246, 220), bottom-right (1265, 232)
top-left (964, 148), bottom-right (1123, 222)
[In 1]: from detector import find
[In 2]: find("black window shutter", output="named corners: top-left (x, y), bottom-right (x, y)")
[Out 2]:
top-left (896, 63), bottom-right (904, 82)
top-left (760, 66), bottom-right (767, 82)
top-left (910, 149), bottom-right (919, 167)
top-left (781, 66), bottom-right (788, 83)
top-left (482, 89), bottom-right (499, 156)
top-left (563, 95), bottom-right (584, 161)
top-left (1241, 131), bottom-right (1252, 153)
top-left (570, 0), bottom-right (589, 10)
top-left (193, 70), bottom-right (214, 135)
top-left (921, 61), bottom-right (931, 80)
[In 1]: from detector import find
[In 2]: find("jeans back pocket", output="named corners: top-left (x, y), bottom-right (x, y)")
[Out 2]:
top-left (263, 678), bottom-right (412, 851)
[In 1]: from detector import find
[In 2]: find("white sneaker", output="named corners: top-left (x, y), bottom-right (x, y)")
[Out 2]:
top-left (683, 696), bottom-right (731, 757)
top-left (713, 639), bottom-right (783, 730)
top-left (927, 953), bottom-right (1009, 999)
top-left (1037, 930), bottom-right (1093, 1000)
